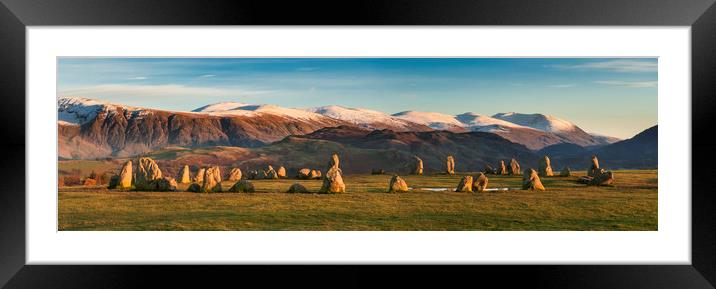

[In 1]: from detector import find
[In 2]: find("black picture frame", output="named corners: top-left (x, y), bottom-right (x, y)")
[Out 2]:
top-left (1, 0), bottom-right (715, 288)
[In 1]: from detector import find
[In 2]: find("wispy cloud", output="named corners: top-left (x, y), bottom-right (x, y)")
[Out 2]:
top-left (547, 84), bottom-right (576, 88)
top-left (550, 60), bottom-right (657, 73)
top-left (58, 84), bottom-right (274, 99)
top-left (199, 74), bottom-right (216, 78)
top-left (594, 80), bottom-right (657, 88)
top-left (127, 76), bottom-right (148, 80)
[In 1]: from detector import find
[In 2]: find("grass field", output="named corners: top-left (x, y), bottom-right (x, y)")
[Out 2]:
top-left (58, 170), bottom-right (657, 231)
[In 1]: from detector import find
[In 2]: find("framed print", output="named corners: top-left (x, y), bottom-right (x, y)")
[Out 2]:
top-left (2, 0), bottom-right (716, 288)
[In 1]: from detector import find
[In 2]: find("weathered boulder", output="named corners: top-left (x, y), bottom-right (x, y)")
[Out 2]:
top-left (297, 168), bottom-right (312, 179)
top-left (277, 166), bottom-right (287, 178)
top-left (118, 160), bottom-right (133, 189)
top-left (588, 155), bottom-right (601, 177)
top-left (484, 164), bottom-right (495, 174)
top-left (590, 170), bottom-right (615, 186)
top-left (522, 168), bottom-right (545, 191)
top-left (412, 156), bottom-right (424, 175)
top-left (371, 168), bottom-right (385, 175)
top-left (152, 177), bottom-right (178, 191)
top-left (498, 160), bottom-right (507, 175)
top-left (135, 157), bottom-right (163, 190)
top-left (560, 167), bottom-right (572, 177)
top-left (227, 168), bottom-right (242, 181)
top-left (508, 158), bottom-right (521, 175)
top-left (473, 172), bottom-right (489, 192)
top-left (228, 180), bottom-right (255, 193)
top-left (194, 168), bottom-right (205, 183)
top-left (286, 183), bottom-right (309, 193)
top-left (455, 175), bottom-right (473, 192)
top-left (179, 165), bottom-right (191, 184)
top-left (108, 175), bottom-right (120, 189)
top-left (319, 167), bottom-right (345, 193)
top-left (310, 169), bottom-right (322, 180)
top-left (201, 166), bottom-right (223, 192)
top-left (446, 155), bottom-right (455, 175)
top-left (388, 175), bottom-right (409, 193)
top-left (187, 183), bottom-right (202, 192)
top-left (538, 156), bottom-right (554, 177)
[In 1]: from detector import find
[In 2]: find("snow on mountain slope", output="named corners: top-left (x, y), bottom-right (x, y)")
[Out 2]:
top-left (455, 112), bottom-right (533, 132)
top-left (306, 105), bottom-right (430, 131)
top-left (58, 96), bottom-right (146, 125)
top-left (193, 102), bottom-right (324, 121)
top-left (391, 111), bottom-right (465, 131)
top-left (491, 112), bottom-right (577, 133)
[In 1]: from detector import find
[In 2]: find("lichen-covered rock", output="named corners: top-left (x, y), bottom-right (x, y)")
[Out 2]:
top-left (277, 166), bottom-right (287, 178)
top-left (286, 183), bottom-right (309, 193)
top-left (538, 156), bottom-right (554, 177)
top-left (228, 180), bottom-right (255, 193)
top-left (319, 167), bottom-right (345, 193)
top-left (508, 158), bottom-right (521, 175)
top-left (227, 168), bottom-right (242, 181)
top-left (412, 156), bottom-right (423, 175)
top-left (446, 155), bottom-right (455, 175)
top-left (455, 175), bottom-right (473, 192)
top-left (118, 160), bottom-right (133, 189)
top-left (560, 167), bottom-right (572, 177)
top-left (201, 166), bottom-right (222, 192)
top-left (473, 172), bottom-right (489, 192)
top-left (194, 168), bottom-right (205, 183)
top-left (187, 183), bottom-right (202, 192)
top-left (179, 165), bottom-right (191, 184)
top-left (588, 155), bottom-right (601, 177)
top-left (388, 175), bottom-right (409, 193)
top-left (498, 160), bottom-right (508, 175)
top-left (135, 157), bottom-right (162, 190)
top-left (297, 168), bottom-right (312, 179)
top-left (522, 169), bottom-right (545, 191)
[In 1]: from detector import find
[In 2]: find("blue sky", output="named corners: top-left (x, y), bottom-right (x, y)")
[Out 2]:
top-left (57, 58), bottom-right (657, 138)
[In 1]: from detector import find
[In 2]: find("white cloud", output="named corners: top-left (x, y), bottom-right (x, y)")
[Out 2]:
top-left (58, 84), bottom-right (274, 99)
top-left (551, 60), bottom-right (657, 73)
top-left (199, 74), bottom-right (216, 78)
top-left (594, 80), bottom-right (657, 88)
top-left (547, 84), bottom-right (576, 88)
top-left (127, 76), bottom-right (148, 80)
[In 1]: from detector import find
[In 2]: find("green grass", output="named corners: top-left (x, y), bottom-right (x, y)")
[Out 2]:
top-left (58, 170), bottom-right (657, 231)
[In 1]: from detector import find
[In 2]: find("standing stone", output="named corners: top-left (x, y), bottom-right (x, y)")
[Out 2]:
top-left (320, 167), bottom-right (345, 193)
top-left (277, 166), bottom-right (287, 178)
top-left (508, 158), bottom-right (521, 175)
top-left (388, 175), bottom-right (409, 193)
top-left (522, 169), bottom-right (545, 191)
top-left (589, 170), bottom-right (615, 186)
top-left (228, 180), bottom-right (255, 193)
top-left (179, 165), bottom-right (191, 184)
top-left (297, 168), bottom-right (312, 179)
top-left (412, 156), bottom-right (424, 175)
top-left (286, 183), bottom-right (309, 193)
top-left (227, 168), bottom-right (242, 181)
top-left (455, 175), bottom-right (473, 192)
top-left (327, 153), bottom-right (340, 170)
top-left (473, 172), bottom-right (489, 192)
top-left (118, 160), bottom-right (133, 189)
top-left (588, 155), bottom-right (601, 177)
top-left (310, 169), bottom-right (322, 180)
top-left (201, 166), bottom-right (222, 192)
top-left (266, 168), bottom-right (279, 179)
top-left (498, 160), bottom-right (508, 175)
top-left (135, 157), bottom-right (162, 190)
top-left (538, 156), bottom-right (554, 177)
top-left (446, 155), bottom-right (456, 175)
top-left (560, 167), bottom-right (572, 177)
top-left (195, 168), bottom-right (205, 183)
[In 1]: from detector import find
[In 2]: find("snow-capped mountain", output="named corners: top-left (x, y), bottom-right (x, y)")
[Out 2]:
top-left (305, 106), bottom-right (432, 132)
top-left (492, 112), bottom-right (578, 133)
top-left (391, 111), bottom-right (466, 131)
top-left (193, 102), bottom-right (325, 121)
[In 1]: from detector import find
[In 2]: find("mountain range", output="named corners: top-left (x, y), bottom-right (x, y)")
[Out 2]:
top-left (58, 97), bottom-right (622, 160)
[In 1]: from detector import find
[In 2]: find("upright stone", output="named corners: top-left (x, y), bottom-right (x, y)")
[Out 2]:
top-left (388, 175), bottom-right (409, 193)
top-left (588, 155), bottom-right (601, 177)
top-left (118, 160), bottom-right (133, 189)
top-left (508, 158), bottom-right (521, 175)
top-left (277, 166), bottom-right (287, 178)
top-left (538, 156), bottom-right (554, 177)
top-left (446, 155), bottom-right (456, 175)
top-left (320, 167), bottom-right (345, 193)
top-left (412, 156), bottom-right (424, 175)
top-left (455, 175), bottom-right (473, 192)
top-left (201, 166), bottom-right (223, 192)
top-left (195, 168), bottom-right (205, 183)
top-left (297, 168), bottom-right (311, 179)
top-left (310, 169), bottom-right (322, 180)
top-left (227, 168), bottom-right (242, 181)
top-left (498, 160), bottom-right (508, 175)
top-left (522, 168), bottom-right (545, 191)
top-left (135, 157), bottom-right (162, 190)
top-left (179, 165), bottom-right (191, 184)
top-left (473, 172), bottom-right (489, 192)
